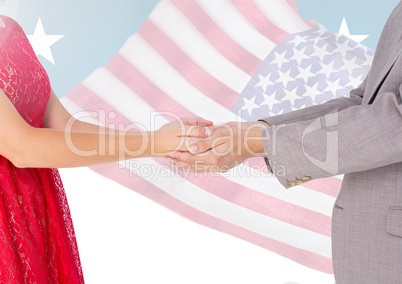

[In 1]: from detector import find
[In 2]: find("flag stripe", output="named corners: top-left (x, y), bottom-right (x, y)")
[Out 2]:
top-left (119, 35), bottom-right (239, 122)
top-left (149, 1), bottom-right (250, 93)
top-left (116, 157), bottom-right (332, 258)
top-left (106, 54), bottom-right (195, 119)
top-left (67, 84), bottom-right (138, 126)
top-left (138, 21), bottom-right (239, 109)
top-left (195, 0), bottom-right (275, 61)
top-left (225, 163), bottom-right (336, 216)
top-left (60, 96), bottom-right (100, 125)
top-left (301, 177), bottom-right (343, 198)
top-left (252, 0), bottom-right (311, 33)
top-left (180, 171), bottom-right (332, 237)
top-left (286, 0), bottom-right (300, 14)
top-left (171, 0), bottom-right (260, 75)
top-left (231, 0), bottom-right (290, 44)
top-left (90, 162), bottom-right (334, 273)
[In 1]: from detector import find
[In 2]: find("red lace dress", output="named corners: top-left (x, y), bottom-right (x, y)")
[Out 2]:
top-left (0, 16), bottom-right (84, 283)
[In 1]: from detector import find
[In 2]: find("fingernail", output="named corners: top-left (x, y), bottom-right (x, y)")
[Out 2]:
top-left (205, 128), bottom-right (212, 137)
top-left (190, 145), bottom-right (198, 154)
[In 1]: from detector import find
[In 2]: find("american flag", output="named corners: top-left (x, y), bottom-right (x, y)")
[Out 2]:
top-left (61, 0), bottom-right (372, 274)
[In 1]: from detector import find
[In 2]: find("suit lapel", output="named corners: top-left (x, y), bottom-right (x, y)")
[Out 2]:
top-left (367, 40), bottom-right (402, 103)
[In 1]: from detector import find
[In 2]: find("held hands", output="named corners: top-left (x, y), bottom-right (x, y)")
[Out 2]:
top-left (151, 117), bottom-right (213, 156)
top-left (167, 121), bottom-right (268, 172)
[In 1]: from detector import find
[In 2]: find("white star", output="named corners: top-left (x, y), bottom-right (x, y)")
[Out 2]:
top-left (255, 73), bottom-right (274, 92)
top-left (296, 64), bottom-right (315, 84)
top-left (313, 44), bottom-right (332, 61)
top-left (338, 17), bottom-right (369, 43)
top-left (283, 87), bottom-right (300, 106)
top-left (302, 82), bottom-right (323, 102)
top-left (290, 46), bottom-right (310, 66)
top-left (276, 69), bottom-right (294, 89)
top-left (241, 96), bottom-right (260, 116)
top-left (333, 39), bottom-right (355, 58)
top-left (308, 28), bottom-right (328, 45)
top-left (362, 53), bottom-right (374, 66)
top-left (276, 109), bottom-right (285, 115)
top-left (288, 35), bottom-right (306, 47)
top-left (317, 61), bottom-right (338, 79)
top-left (260, 92), bottom-right (282, 112)
top-left (323, 78), bottom-right (342, 96)
top-left (271, 50), bottom-right (288, 70)
top-left (297, 102), bottom-right (308, 110)
top-left (27, 18), bottom-right (64, 65)
top-left (345, 74), bottom-right (365, 89)
top-left (340, 56), bottom-right (360, 75)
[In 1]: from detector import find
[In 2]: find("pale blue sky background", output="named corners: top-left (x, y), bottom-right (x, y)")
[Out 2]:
top-left (0, 0), bottom-right (400, 97)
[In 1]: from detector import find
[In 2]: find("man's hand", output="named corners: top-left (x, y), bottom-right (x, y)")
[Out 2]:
top-left (167, 121), bottom-right (268, 172)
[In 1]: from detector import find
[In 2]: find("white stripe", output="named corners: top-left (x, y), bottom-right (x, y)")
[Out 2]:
top-left (253, 0), bottom-right (310, 34)
top-left (196, 0), bottom-right (274, 60)
top-left (119, 34), bottom-right (240, 123)
top-left (149, 1), bottom-right (250, 92)
top-left (81, 68), bottom-right (157, 129)
top-left (60, 97), bottom-right (100, 124)
top-left (120, 157), bottom-right (332, 258)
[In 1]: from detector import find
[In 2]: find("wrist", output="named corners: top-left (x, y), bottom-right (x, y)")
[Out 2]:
top-left (242, 121), bottom-right (267, 157)
top-left (126, 131), bottom-right (152, 157)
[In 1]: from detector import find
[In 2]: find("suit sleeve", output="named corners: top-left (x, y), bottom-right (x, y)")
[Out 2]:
top-left (261, 78), bottom-right (402, 188)
top-left (259, 77), bottom-right (366, 176)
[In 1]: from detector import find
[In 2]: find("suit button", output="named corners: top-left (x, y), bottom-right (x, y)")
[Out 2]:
top-left (287, 181), bottom-right (296, 187)
top-left (295, 179), bottom-right (304, 185)
top-left (303, 176), bottom-right (312, 182)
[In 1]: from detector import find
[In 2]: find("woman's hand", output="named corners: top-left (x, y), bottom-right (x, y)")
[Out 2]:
top-left (152, 117), bottom-right (213, 157)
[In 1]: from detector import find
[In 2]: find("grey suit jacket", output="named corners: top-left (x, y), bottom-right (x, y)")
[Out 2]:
top-left (262, 2), bottom-right (402, 283)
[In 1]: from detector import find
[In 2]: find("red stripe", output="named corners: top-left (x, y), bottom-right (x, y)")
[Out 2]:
top-left (171, 0), bottom-right (261, 75)
top-left (68, 85), bottom-right (134, 125)
top-left (231, 0), bottom-right (289, 44)
top-left (302, 177), bottom-right (342, 198)
top-left (91, 162), bottom-right (334, 274)
top-left (69, 86), bottom-right (332, 237)
top-left (106, 54), bottom-right (194, 118)
top-left (138, 20), bottom-right (239, 109)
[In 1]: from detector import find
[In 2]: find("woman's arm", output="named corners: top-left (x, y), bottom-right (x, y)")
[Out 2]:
top-left (1, 90), bottom-right (211, 168)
